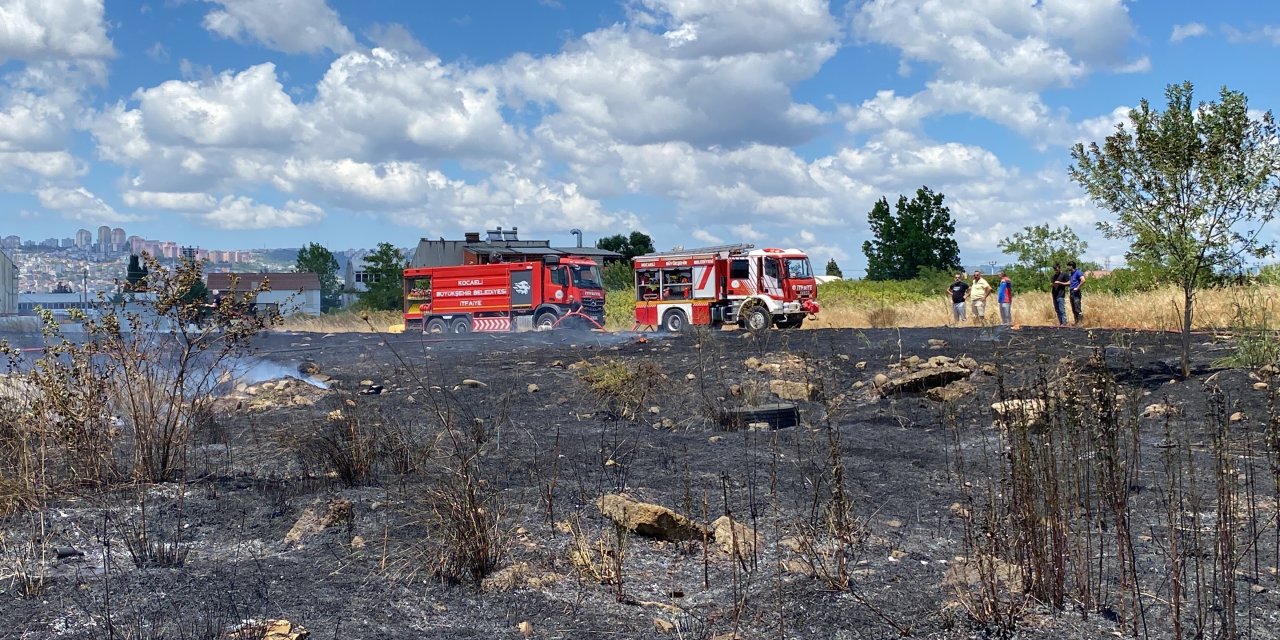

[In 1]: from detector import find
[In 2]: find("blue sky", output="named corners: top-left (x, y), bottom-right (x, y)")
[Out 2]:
top-left (1, 0), bottom-right (1278, 273)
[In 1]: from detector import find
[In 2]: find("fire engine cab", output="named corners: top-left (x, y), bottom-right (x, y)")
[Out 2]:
top-left (403, 255), bottom-right (605, 334)
top-left (632, 244), bottom-right (819, 332)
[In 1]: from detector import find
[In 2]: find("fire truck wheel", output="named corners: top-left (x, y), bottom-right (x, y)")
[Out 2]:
top-left (742, 306), bottom-right (771, 332)
top-left (450, 318), bottom-right (472, 334)
top-left (425, 318), bottom-right (448, 334)
top-left (661, 309), bottom-right (688, 333)
top-left (535, 311), bottom-right (559, 330)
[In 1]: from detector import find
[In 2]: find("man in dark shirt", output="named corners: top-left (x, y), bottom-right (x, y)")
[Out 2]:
top-left (1067, 261), bottom-right (1085, 325)
top-left (1050, 264), bottom-right (1069, 326)
top-left (946, 272), bottom-right (969, 325)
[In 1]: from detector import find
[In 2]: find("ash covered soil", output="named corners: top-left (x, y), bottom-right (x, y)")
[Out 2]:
top-left (4, 325), bottom-right (1280, 639)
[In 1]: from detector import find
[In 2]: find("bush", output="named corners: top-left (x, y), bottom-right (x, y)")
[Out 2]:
top-left (601, 261), bottom-right (634, 292)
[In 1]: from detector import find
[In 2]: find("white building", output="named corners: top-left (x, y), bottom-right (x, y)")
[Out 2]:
top-left (208, 272), bottom-right (322, 316)
top-left (0, 250), bottom-right (16, 315)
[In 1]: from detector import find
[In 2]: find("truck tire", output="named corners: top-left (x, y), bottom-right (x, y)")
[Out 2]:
top-left (425, 318), bottom-right (448, 334)
top-left (450, 317), bottom-right (471, 334)
top-left (535, 311), bottom-right (558, 330)
top-left (661, 309), bottom-right (688, 333)
top-left (742, 306), bottom-right (771, 332)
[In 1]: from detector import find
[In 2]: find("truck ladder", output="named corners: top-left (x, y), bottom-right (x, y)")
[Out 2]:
top-left (636, 243), bottom-right (755, 259)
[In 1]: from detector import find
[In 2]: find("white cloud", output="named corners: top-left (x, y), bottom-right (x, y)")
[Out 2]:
top-left (311, 48), bottom-right (522, 161)
top-left (852, 0), bottom-right (1135, 89)
top-left (122, 191), bottom-right (217, 210)
top-left (691, 229), bottom-right (722, 244)
top-left (501, 0), bottom-right (837, 149)
top-left (1222, 25), bottom-right (1280, 46)
top-left (0, 0), bottom-right (114, 62)
top-left (133, 64), bottom-right (307, 149)
top-left (1114, 56), bottom-right (1151, 74)
top-left (37, 186), bottom-right (137, 222)
top-left (1170, 22), bottom-right (1208, 43)
top-left (201, 196), bottom-right (325, 229)
top-left (202, 0), bottom-right (356, 54)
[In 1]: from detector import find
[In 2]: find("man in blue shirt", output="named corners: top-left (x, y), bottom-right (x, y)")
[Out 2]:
top-left (996, 271), bottom-right (1013, 325)
top-left (1067, 261), bottom-right (1084, 326)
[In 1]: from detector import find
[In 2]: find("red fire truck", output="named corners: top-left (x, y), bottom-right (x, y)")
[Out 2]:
top-left (633, 244), bottom-right (819, 332)
top-left (403, 255), bottom-right (605, 334)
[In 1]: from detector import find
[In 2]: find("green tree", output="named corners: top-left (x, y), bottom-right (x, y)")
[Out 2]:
top-left (861, 186), bottom-right (960, 280)
top-left (125, 254), bottom-right (149, 291)
top-left (355, 243), bottom-right (407, 311)
top-left (601, 260), bottom-right (635, 291)
top-left (595, 231), bottom-right (656, 260)
top-left (295, 242), bottom-right (342, 312)
top-left (1070, 81), bottom-right (1280, 377)
top-left (824, 258), bottom-right (843, 278)
top-left (997, 224), bottom-right (1090, 270)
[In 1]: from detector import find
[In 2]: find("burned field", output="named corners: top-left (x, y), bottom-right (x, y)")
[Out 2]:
top-left (3, 326), bottom-right (1280, 639)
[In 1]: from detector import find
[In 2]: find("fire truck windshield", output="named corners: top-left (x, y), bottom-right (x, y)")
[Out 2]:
top-left (785, 258), bottom-right (813, 279)
top-left (571, 264), bottom-right (602, 289)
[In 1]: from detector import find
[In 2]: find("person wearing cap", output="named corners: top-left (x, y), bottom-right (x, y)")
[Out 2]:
top-left (996, 271), bottom-right (1013, 325)
top-left (969, 270), bottom-right (992, 325)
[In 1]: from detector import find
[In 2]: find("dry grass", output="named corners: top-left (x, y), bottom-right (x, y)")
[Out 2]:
top-left (277, 309), bottom-right (403, 333)
top-left (808, 285), bottom-right (1280, 331)
top-left (277, 285), bottom-right (1280, 334)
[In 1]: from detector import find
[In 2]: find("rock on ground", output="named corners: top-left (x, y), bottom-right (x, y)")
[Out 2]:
top-left (597, 494), bottom-right (706, 541)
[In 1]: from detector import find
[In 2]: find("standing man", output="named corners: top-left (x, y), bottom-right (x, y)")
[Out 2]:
top-left (1050, 264), bottom-right (1069, 326)
top-left (970, 270), bottom-right (992, 325)
top-left (996, 271), bottom-right (1013, 325)
top-left (1067, 261), bottom-right (1085, 325)
top-left (946, 272), bottom-right (969, 325)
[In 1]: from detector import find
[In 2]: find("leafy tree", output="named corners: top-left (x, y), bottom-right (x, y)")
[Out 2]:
top-left (998, 224), bottom-right (1090, 270)
top-left (1070, 81), bottom-right (1280, 377)
top-left (125, 254), bottom-right (149, 291)
top-left (295, 242), bottom-right (342, 312)
top-left (824, 258), bottom-right (843, 278)
top-left (601, 260), bottom-right (635, 291)
top-left (861, 186), bottom-right (960, 280)
top-left (355, 242), bottom-right (407, 311)
top-left (595, 231), bottom-right (656, 261)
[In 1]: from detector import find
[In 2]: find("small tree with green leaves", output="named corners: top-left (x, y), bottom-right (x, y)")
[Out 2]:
top-left (825, 259), bottom-right (843, 278)
top-left (601, 260), bottom-right (635, 291)
top-left (862, 186), bottom-right (960, 280)
top-left (998, 224), bottom-right (1090, 271)
top-left (595, 231), bottom-right (655, 260)
top-left (1070, 81), bottom-right (1280, 377)
top-left (295, 242), bottom-right (342, 312)
top-left (355, 243), bottom-right (407, 311)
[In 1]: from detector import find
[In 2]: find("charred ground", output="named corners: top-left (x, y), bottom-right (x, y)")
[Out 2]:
top-left (3, 325), bottom-right (1279, 639)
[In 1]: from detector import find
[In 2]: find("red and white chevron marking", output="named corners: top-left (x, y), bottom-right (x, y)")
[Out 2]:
top-left (472, 317), bottom-right (511, 332)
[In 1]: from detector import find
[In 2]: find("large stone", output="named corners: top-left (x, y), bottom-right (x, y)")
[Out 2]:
top-left (296, 361), bottom-right (320, 376)
top-left (926, 381), bottom-right (975, 403)
top-left (284, 498), bottom-right (354, 545)
top-left (711, 515), bottom-right (759, 558)
top-left (597, 494), bottom-right (706, 542)
top-left (769, 379), bottom-right (822, 402)
top-left (878, 365), bottom-right (972, 396)
top-left (261, 619), bottom-right (309, 640)
top-left (990, 399), bottom-right (1047, 429)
